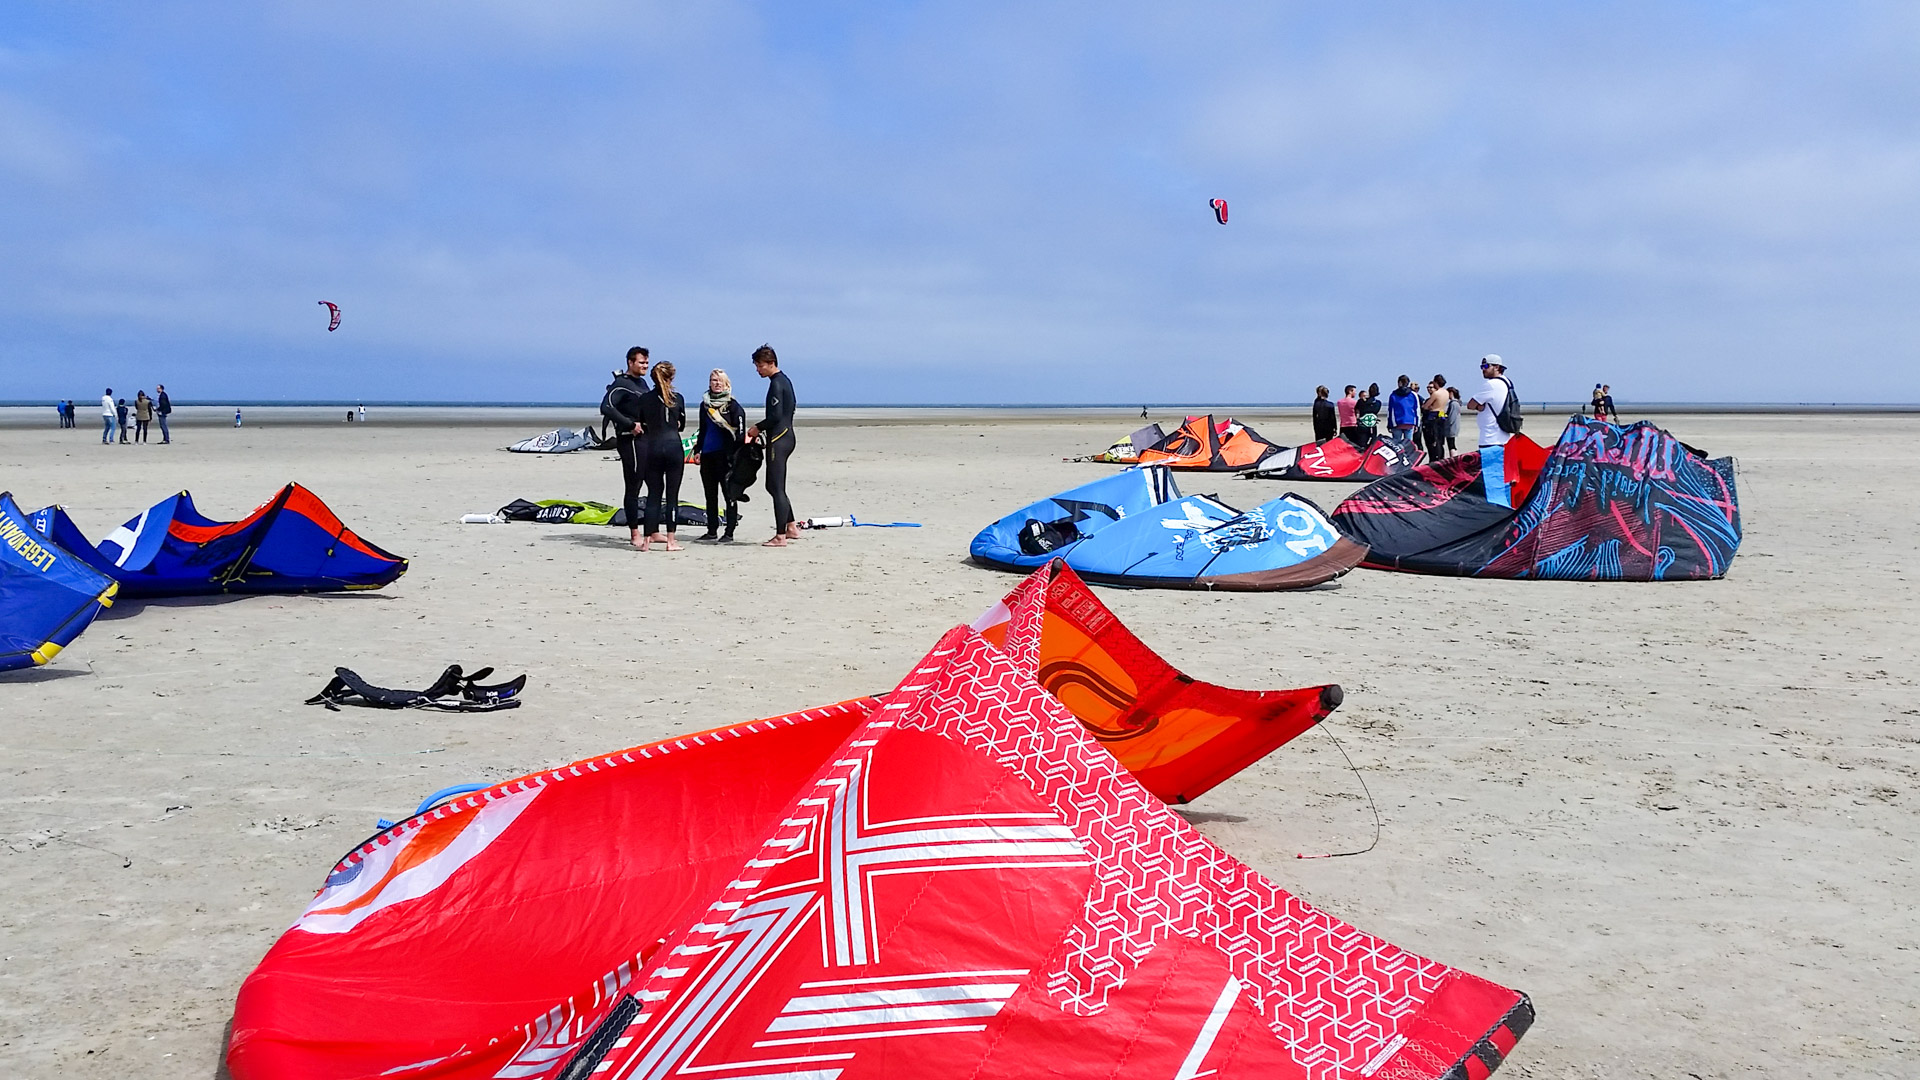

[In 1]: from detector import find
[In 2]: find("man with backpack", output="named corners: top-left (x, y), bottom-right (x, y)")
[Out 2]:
top-left (1466, 354), bottom-right (1522, 447)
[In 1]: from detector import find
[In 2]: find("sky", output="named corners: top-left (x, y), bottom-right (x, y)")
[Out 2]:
top-left (3, 2), bottom-right (1918, 404)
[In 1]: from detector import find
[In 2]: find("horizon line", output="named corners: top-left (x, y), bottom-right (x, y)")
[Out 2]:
top-left (7, 399), bottom-right (1920, 411)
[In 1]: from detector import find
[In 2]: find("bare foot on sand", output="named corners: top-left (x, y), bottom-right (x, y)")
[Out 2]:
top-left (763, 536), bottom-right (788, 547)
top-left (658, 534), bottom-right (684, 552)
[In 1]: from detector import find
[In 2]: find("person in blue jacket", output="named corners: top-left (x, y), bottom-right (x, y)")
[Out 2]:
top-left (1387, 375), bottom-right (1422, 455)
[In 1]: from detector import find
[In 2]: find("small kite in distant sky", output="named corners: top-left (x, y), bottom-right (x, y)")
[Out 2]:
top-left (1209, 198), bottom-right (1228, 225)
top-left (318, 301), bottom-right (341, 332)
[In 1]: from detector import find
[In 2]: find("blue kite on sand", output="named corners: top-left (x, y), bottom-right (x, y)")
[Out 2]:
top-left (970, 466), bottom-right (1367, 590)
top-left (0, 492), bottom-right (118, 672)
top-left (31, 484), bottom-right (406, 598)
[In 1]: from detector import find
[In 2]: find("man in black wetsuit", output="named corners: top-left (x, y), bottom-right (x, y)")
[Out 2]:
top-left (599, 346), bottom-right (652, 551)
top-left (745, 344), bottom-right (797, 547)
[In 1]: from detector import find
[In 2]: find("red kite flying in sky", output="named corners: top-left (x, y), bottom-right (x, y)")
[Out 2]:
top-left (318, 301), bottom-right (340, 331)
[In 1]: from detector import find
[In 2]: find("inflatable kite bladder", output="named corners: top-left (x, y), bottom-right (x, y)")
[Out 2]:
top-left (0, 492), bottom-right (117, 672)
top-left (1246, 434), bottom-right (1423, 482)
top-left (1333, 417), bottom-right (1741, 580)
top-left (505, 426), bottom-right (596, 453)
top-left (229, 566), bottom-right (1529, 1080)
top-left (972, 466), bottom-right (1366, 590)
top-left (1136, 414), bottom-right (1286, 471)
top-left (32, 484), bottom-right (406, 597)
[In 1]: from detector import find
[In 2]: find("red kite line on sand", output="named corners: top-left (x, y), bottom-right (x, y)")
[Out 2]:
top-left (1210, 197), bottom-right (1229, 224)
top-left (318, 301), bottom-right (341, 332)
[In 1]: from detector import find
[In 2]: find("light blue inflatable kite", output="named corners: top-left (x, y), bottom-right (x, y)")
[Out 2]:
top-left (970, 466), bottom-right (1366, 590)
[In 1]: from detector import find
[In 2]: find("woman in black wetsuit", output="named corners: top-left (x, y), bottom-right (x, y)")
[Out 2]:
top-left (600, 347), bottom-right (651, 551)
top-left (1311, 385), bottom-right (1337, 442)
top-left (639, 360), bottom-right (688, 552)
top-left (694, 368), bottom-right (747, 542)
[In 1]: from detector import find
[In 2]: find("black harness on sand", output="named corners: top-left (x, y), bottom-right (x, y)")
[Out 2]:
top-left (306, 665), bottom-right (526, 712)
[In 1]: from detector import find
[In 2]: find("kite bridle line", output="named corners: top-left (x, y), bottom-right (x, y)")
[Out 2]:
top-left (1296, 721), bottom-right (1382, 860)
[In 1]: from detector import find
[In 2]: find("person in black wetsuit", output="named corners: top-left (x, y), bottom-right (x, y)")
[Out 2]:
top-left (1311, 385), bottom-right (1337, 442)
top-left (638, 361), bottom-right (688, 551)
top-left (745, 344), bottom-right (797, 547)
top-left (694, 368), bottom-right (747, 542)
top-left (599, 346), bottom-right (651, 551)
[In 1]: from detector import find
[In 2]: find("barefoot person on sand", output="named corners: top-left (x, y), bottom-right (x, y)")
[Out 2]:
top-left (745, 344), bottom-right (798, 547)
top-left (600, 346), bottom-right (652, 551)
top-left (638, 361), bottom-right (687, 553)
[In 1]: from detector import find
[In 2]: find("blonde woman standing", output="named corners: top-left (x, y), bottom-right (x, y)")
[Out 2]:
top-left (694, 368), bottom-right (748, 542)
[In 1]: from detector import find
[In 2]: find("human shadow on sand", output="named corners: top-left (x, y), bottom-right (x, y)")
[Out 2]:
top-left (545, 532), bottom-right (650, 550)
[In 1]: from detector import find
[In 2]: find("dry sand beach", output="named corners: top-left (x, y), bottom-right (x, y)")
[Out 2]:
top-left (1, 409), bottom-right (1916, 1078)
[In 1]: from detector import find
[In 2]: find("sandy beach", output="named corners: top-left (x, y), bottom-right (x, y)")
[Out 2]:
top-left (1, 409), bottom-right (1915, 1078)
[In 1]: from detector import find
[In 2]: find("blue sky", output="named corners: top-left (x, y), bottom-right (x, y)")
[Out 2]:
top-left (4, 2), bottom-right (1917, 404)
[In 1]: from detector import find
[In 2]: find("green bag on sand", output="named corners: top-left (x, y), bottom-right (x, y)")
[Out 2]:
top-left (497, 499), bottom-right (712, 529)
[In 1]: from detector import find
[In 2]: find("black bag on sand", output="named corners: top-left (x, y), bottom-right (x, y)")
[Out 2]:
top-left (306, 665), bottom-right (526, 711)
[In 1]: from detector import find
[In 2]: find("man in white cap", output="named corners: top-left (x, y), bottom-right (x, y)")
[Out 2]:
top-left (1466, 355), bottom-right (1513, 448)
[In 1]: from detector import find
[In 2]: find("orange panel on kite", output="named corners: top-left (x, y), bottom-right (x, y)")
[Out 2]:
top-left (1135, 414), bottom-right (1285, 471)
top-left (977, 561), bottom-right (1340, 803)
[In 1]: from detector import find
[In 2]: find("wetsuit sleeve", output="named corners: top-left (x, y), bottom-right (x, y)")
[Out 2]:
top-left (602, 381), bottom-right (645, 430)
top-left (673, 393), bottom-right (686, 432)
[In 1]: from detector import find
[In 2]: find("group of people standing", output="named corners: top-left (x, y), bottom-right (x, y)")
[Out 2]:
top-left (1314, 377), bottom-right (1462, 460)
top-left (86, 386), bottom-right (173, 444)
top-left (601, 344), bottom-right (798, 552)
top-left (1310, 356), bottom-right (1525, 458)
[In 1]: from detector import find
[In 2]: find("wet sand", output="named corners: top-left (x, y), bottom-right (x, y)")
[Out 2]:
top-left (1, 411), bottom-right (1915, 1077)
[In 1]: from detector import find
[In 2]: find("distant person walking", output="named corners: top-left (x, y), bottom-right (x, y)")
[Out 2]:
top-left (746, 344), bottom-right (798, 547)
top-left (1589, 384), bottom-right (1606, 420)
top-left (638, 361), bottom-right (687, 552)
top-left (234, 407), bottom-right (243, 427)
top-left (1467, 355), bottom-right (1514, 447)
top-left (116, 398), bottom-right (130, 443)
top-left (1600, 385), bottom-right (1616, 423)
top-left (1445, 386), bottom-right (1462, 452)
top-left (1388, 375), bottom-right (1421, 453)
top-left (695, 368), bottom-right (747, 543)
top-left (1311, 385), bottom-right (1337, 442)
top-left (54, 401), bottom-right (65, 428)
top-left (359, 404), bottom-right (367, 423)
top-left (155, 385), bottom-right (172, 443)
top-left (600, 346), bottom-right (652, 552)
top-left (133, 391), bottom-right (153, 443)
top-left (1422, 375), bottom-right (1450, 460)
top-left (100, 390), bottom-right (115, 443)
top-left (1336, 385), bottom-right (1361, 444)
